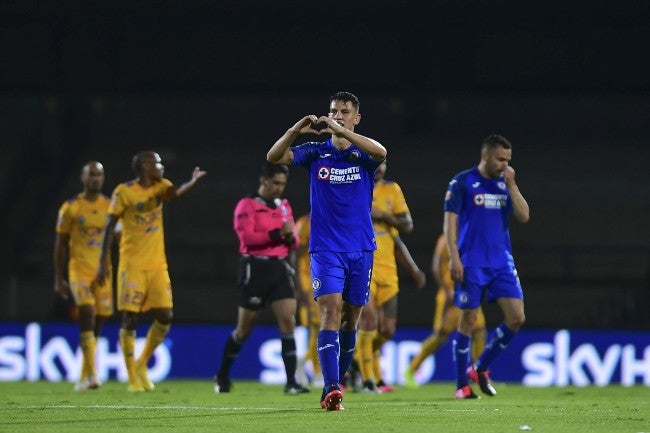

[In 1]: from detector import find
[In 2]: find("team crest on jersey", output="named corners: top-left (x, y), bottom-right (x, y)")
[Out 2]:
top-left (348, 150), bottom-right (360, 161)
top-left (458, 291), bottom-right (469, 306)
top-left (317, 166), bottom-right (330, 180)
top-left (77, 216), bottom-right (86, 225)
top-left (312, 278), bottom-right (321, 291)
top-left (497, 181), bottom-right (506, 190)
top-left (136, 202), bottom-right (144, 211)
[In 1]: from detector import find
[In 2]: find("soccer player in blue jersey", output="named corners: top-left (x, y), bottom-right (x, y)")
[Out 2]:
top-left (444, 134), bottom-right (530, 399)
top-left (267, 91), bottom-right (387, 411)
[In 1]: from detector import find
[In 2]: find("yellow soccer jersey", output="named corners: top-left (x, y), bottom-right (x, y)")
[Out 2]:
top-left (56, 194), bottom-right (111, 275)
top-left (295, 214), bottom-right (311, 293)
top-left (372, 180), bottom-right (410, 281)
top-left (109, 178), bottom-right (173, 270)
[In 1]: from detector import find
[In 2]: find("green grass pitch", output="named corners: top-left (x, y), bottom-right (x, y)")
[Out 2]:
top-left (1, 380), bottom-right (648, 433)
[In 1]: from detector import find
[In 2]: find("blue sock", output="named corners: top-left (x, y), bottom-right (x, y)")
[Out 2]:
top-left (475, 322), bottom-right (516, 371)
top-left (452, 331), bottom-right (471, 389)
top-left (338, 329), bottom-right (357, 382)
top-left (317, 330), bottom-right (340, 388)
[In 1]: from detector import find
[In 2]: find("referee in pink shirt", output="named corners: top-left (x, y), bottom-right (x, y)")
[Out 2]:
top-left (214, 162), bottom-right (310, 395)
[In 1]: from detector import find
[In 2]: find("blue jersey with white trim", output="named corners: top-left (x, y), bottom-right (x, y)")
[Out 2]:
top-left (444, 166), bottom-right (514, 268)
top-left (292, 139), bottom-right (380, 253)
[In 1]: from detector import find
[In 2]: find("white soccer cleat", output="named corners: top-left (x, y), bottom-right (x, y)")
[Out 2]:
top-left (74, 376), bottom-right (101, 391)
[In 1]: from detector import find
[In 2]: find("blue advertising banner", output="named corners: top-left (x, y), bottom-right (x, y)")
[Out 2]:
top-left (1, 322), bottom-right (648, 386)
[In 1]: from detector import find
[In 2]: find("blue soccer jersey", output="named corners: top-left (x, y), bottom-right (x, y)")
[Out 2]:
top-left (292, 139), bottom-right (380, 253)
top-left (444, 167), bottom-right (514, 268)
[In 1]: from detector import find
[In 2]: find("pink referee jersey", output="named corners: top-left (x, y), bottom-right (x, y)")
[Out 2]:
top-left (233, 195), bottom-right (299, 257)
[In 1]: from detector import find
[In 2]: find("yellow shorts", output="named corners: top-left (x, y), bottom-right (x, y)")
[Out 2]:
top-left (68, 270), bottom-right (114, 316)
top-left (433, 288), bottom-right (486, 333)
top-left (369, 276), bottom-right (399, 307)
top-left (117, 267), bottom-right (172, 312)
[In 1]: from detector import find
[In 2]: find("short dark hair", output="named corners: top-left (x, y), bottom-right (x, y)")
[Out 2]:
top-left (132, 150), bottom-right (156, 174)
top-left (482, 134), bottom-right (512, 151)
top-left (261, 161), bottom-right (289, 178)
top-left (330, 91), bottom-right (360, 112)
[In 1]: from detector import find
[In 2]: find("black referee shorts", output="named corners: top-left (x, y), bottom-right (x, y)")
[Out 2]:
top-left (236, 255), bottom-right (295, 310)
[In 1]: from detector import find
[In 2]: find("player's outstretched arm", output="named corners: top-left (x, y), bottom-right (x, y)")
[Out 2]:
top-left (169, 167), bottom-right (207, 200)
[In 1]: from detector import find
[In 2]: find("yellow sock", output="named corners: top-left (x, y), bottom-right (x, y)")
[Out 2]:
top-left (372, 334), bottom-right (389, 382)
top-left (357, 330), bottom-right (376, 382)
top-left (80, 343), bottom-right (89, 381)
top-left (471, 328), bottom-right (487, 362)
top-left (137, 320), bottom-right (170, 366)
top-left (307, 325), bottom-right (321, 375)
top-left (79, 330), bottom-right (96, 379)
top-left (80, 362), bottom-right (88, 381)
top-left (410, 333), bottom-right (447, 372)
top-left (119, 329), bottom-right (138, 384)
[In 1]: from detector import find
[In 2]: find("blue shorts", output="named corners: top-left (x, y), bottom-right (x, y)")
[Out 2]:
top-left (310, 251), bottom-right (374, 306)
top-left (454, 265), bottom-right (523, 309)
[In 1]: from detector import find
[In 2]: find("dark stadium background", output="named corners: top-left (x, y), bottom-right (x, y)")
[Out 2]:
top-left (1, 1), bottom-right (648, 330)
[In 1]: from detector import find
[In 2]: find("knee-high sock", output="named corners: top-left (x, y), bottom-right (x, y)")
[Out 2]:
top-left (452, 331), bottom-right (471, 389)
top-left (318, 330), bottom-right (339, 388)
top-left (356, 330), bottom-right (375, 381)
top-left (281, 333), bottom-right (298, 385)
top-left (137, 320), bottom-right (170, 366)
top-left (119, 329), bottom-right (137, 384)
top-left (338, 329), bottom-right (357, 383)
top-left (217, 331), bottom-right (244, 378)
top-left (372, 333), bottom-right (388, 382)
top-left (79, 330), bottom-right (96, 379)
top-left (307, 324), bottom-right (321, 375)
top-left (409, 332), bottom-right (447, 372)
top-left (475, 323), bottom-right (515, 371)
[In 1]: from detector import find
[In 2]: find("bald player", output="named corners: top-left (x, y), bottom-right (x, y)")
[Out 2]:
top-left (55, 161), bottom-right (117, 391)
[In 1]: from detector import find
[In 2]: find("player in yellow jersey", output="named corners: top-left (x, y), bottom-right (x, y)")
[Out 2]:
top-left (294, 212), bottom-right (324, 387)
top-left (404, 233), bottom-right (487, 388)
top-left (94, 151), bottom-right (206, 392)
top-left (354, 160), bottom-right (426, 392)
top-left (54, 161), bottom-right (118, 391)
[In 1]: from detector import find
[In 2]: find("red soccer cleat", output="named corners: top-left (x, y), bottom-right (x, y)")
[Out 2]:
top-left (320, 386), bottom-right (344, 411)
top-left (454, 384), bottom-right (480, 399)
top-left (467, 365), bottom-right (497, 396)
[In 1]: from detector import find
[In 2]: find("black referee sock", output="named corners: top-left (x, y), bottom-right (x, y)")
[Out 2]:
top-left (281, 333), bottom-right (298, 385)
top-left (217, 332), bottom-right (243, 378)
